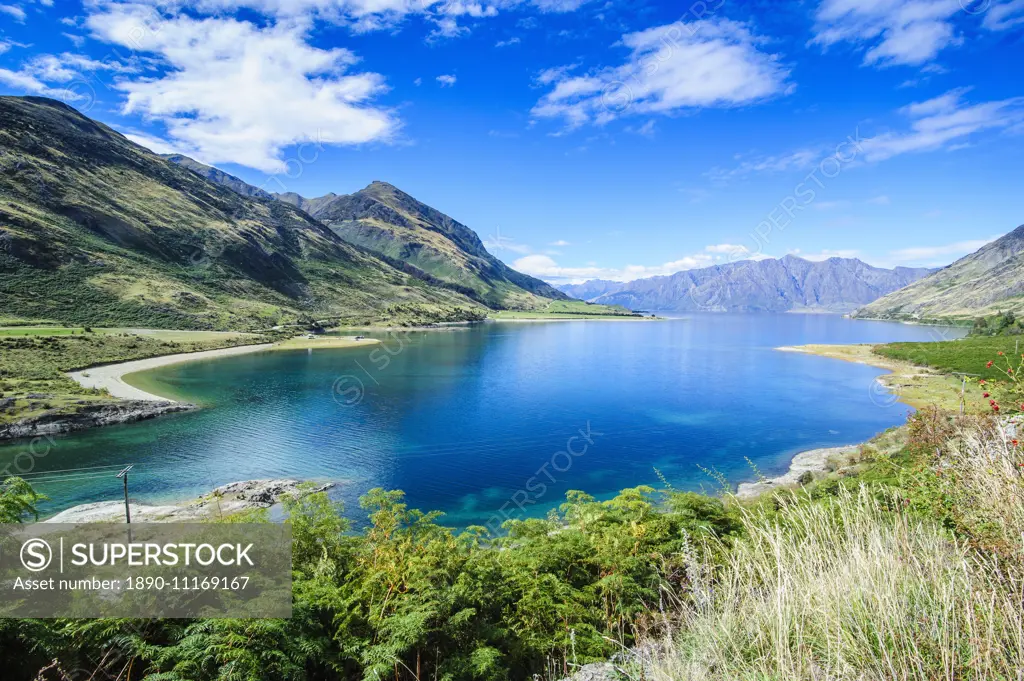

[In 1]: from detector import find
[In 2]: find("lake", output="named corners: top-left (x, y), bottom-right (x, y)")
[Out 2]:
top-left (0, 314), bottom-right (964, 528)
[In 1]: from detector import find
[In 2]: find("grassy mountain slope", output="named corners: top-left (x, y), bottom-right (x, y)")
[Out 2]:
top-left (853, 225), bottom-right (1024, 322)
top-left (0, 96), bottom-right (488, 330)
top-left (273, 180), bottom-right (570, 309)
top-left (163, 155), bottom-right (572, 311)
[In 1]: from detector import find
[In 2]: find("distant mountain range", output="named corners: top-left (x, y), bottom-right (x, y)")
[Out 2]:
top-left (0, 96), bottom-right (564, 331)
top-left (559, 256), bottom-right (935, 313)
top-left (853, 225), bottom-right (1024, 321)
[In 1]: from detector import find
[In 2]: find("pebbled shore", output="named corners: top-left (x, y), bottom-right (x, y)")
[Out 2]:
top-left (735, 445), bottom-right (859, 499)
top-left (43, 478), bottom-right (335, 523)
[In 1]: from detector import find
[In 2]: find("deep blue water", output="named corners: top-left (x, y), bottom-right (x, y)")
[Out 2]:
top-left (0, 314), bottom-right (964, 528)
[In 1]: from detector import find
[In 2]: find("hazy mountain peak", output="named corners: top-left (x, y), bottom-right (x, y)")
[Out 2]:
top-left (559, 256), bottom-right (935, 313)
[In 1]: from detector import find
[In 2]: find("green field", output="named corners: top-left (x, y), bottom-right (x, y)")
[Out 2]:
top-left (490, 299), bottom-right (647, 320)
top-left (874, 336), bottom-right (1024, 381)
top-left (0, 331), bottom-right (261, 427)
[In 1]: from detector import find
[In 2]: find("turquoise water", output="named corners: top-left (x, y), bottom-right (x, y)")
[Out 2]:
top-left (0, 315), bottom-right (964, 528)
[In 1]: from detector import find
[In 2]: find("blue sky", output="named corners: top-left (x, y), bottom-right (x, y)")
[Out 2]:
top-left (1, 0), bottom-right (1022, 285)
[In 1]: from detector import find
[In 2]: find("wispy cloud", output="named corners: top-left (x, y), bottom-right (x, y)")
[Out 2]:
top-left (887, 238), bottom-right (996, 266)
top-left (982, 0), bottom-right (1024, 30)
top-left (0, 4), bottom-right (27, 22)
top-left (532, 18), bottom-right (792, 130)
top-left (513, 243), bottom-right (769, 284)
top-left (860, 89), bottom-right (1024, 162)
top-left (495, 36), bottom-right (521, 47)
top-left (436, 74), bottom-right (457, 87)
top-left (812, 0), bottom-right (963, 66)
top-left (787, 248), bottom-right (861, 261)
top-left (709, 89), bottom-right (1024, 181)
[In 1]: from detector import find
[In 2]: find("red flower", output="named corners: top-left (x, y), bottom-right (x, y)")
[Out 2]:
top-left (980, 380), bottom-right (987, 385)
top-left (993, 405), bottom-right (1001, 412)
top-left (999, 351), bottom-right (1005, 356)
top-left (987, 361), bottom-right (994, 368)
top-left (1013, 440), bottom-right (1019, 446)
top-left (984, 392), bottom-right (991, 398)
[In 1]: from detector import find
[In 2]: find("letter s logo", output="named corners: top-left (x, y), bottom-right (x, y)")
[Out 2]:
top-left (21, 539), bottom-right (52, 572)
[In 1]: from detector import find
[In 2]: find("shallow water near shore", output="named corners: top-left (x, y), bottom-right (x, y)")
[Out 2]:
top-left (1, 314), bottom-right (965, 527)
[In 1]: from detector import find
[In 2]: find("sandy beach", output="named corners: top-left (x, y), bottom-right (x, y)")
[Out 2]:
top-left (67, 343), bottom-right (275, 401)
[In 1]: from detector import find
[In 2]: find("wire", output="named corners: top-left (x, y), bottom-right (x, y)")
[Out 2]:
top-left (13, 463), bottom-right (132, 478)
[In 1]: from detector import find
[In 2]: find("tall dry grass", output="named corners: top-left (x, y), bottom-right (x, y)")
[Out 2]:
top-left (640, 418), bottom-right (1024, 681)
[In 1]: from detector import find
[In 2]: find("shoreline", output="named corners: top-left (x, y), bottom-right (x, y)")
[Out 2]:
top-left (774, 342), bottom-right (974, 411)
top-left (736, 342), bottom-right (922, 498)
top-left (69, 343), bottom-right (276, 402)
top-left (68, 336), bottom-right (381, 402)
top-left (735, 444), bottom-right (859, 499)
top-left (42, 478), bottom-right (335, 523)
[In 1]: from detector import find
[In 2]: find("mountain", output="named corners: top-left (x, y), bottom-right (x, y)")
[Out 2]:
top-left (0, 96), bottom-right (490, 330)
top-left (164, 156), bottom-right (568, 309)
top-left (853, 226), bottom-right (1024, 321)
top-left (559, 256), bottom-right (935, 313)
top-left (160, 154), bottom-right (275, 200)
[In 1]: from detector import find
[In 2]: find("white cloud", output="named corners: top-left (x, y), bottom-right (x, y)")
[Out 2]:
top-left (483, 228), bottom-right (531, 254)
top-left (706, 148), bottom-right (821, 182)
top-left (983, 0), bottom-right (1024, 30)
top-left (514, 243), bottom-right (772, 284)
top-left (97, 0), bottom-right (585, 40)
top-left (62, 33), bottom-right (87, 47)
top-left (860, 89), bottom-right (1024, 162)
top-left (709, 89), bottom-right (1024, 181)
top-left (549, 239), bottom-right (571, 246)
top-left (0, 68), bottom-right (76, 99)
top-left (811, 0), bottom-right (963, 66)
top-left (77, 4), bottom-right (397, 173)
top-left (626, 119), bottom-right (656, 137)
top-left (532, 18), bottom-right (791, 130)
top-left (118, 128), bottom-right (191, 156)
top-left (0, 41), bottom-right (10, 56)
top-left (867, 194), bottom-right (890, 205)
top-left (812, 200), bottom-right (852, 211)
top-left (0, 4), bottom-right (26, 22)
top-left (812, 0), bottom-right (1024, 67)
top-left (787, 248), bottom-right (861, 261)
top-left (495, 36), bottom-right (520, 47)
top-left (436, 74), bottom-right (457, 87)
top-left (887, 238), bottom-right (995, 266)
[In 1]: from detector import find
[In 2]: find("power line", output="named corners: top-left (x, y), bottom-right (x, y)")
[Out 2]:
top-left (14, 463), bottom-right (130, 478)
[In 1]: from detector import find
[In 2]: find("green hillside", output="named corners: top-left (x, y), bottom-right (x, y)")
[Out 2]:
top-left (0, 96), bottom-right (488, 331)
top-left (853, 224), bottom-right (1024, 323)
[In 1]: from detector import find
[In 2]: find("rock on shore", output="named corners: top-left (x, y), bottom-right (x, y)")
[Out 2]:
top-left (43, 479), bottom-right (334, 523)
top-left (0, 400), bottom-right (195, 440)
top-left (736, 445), bottom-right (858, 499)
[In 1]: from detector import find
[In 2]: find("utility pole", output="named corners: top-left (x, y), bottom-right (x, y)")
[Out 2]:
top-left (953, 373), bottom-right (979, 416)
top-left (117, 465), bottom-right (134, 541)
